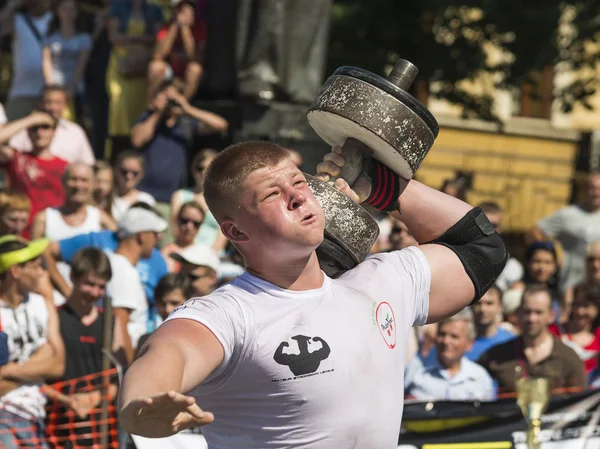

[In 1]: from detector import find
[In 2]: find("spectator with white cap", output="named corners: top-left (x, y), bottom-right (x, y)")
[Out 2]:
top-left (105, 203), bottom-right (168, 364)
top-left (169, 243), bottom-right (219, 296)
top-left (501, 288), bottom-right (522, 335)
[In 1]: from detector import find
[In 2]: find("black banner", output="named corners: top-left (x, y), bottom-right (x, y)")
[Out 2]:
top-left (399, 390), bottom-right (600, 448)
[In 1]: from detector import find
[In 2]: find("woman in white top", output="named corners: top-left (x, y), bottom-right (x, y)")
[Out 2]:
top-left (112, 151), bottom-right (156, 222)
top-left (30, 163), bottom-right (116, 241)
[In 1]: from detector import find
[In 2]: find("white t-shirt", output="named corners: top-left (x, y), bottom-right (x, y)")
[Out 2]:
top-left (0, 293), bottom-right (49, 420)
top-left (44, 205), bottom-right (102, 241)
top-left (9, 12), bottom-right (54, 99)
top-left (106, 253), bottom-right (148, 348)
top-left (167, 247), bottom-right (431, 449)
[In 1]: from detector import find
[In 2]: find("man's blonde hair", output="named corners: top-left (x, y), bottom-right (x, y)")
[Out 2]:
top-left (203, 141), bottom-right (292, 222)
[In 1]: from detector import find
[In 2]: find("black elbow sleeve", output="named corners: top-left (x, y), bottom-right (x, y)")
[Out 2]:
top-left (429, 207), bottom-right (508, 304)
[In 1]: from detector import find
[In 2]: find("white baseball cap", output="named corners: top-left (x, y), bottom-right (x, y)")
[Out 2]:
top-left (502, 288), bottom-right (523, 314)
top-left (170, 244), bottom-right (220, 272)
top-left (117, 207), bottom-right (169, 239)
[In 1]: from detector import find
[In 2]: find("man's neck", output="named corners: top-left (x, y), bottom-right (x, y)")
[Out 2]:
top-left (60, 23), bottom-right (76, 38)
top-left (582, 202), bottom-right (600, 213)
top-left (440, 358), bottom-right (462, 378)
top-left (117, 187), bottom-right (134, 198)
top-left (477, 322), bottom-right (499, 339)
top-left (523, 331), bottom-right (552, 349)
top-left (28, 6), bottom-right (48, 18)
top-left (115, 240), bottom-right (142, 267)
top-left (61, 200), bottom-right (86, 215)
top-left (246, 251), bottom-right (324, 291)
top-left (0, 284), bottom-right (26, 309)
top-left (32, 146), bottom-right (53, 159)
top-left (67, 296), bottom-right (96, 319)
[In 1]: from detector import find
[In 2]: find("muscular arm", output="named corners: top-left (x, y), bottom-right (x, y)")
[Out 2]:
top-left (389, 180), bottom-right (476, 322)
top-left (184, 106), bottom-right (228, 135)
top-left (179, 25), bottom-right (195, 61)
top-left (0, 115), bottom-right (35, 146)
top-left (42, 46), bottom-right (54, 85)
top-left (130, 111), bottom-right (162, 148)
top-left (99, 209), bottom-right (117, 231)
top-left (118, 319), bottom-right (223, 432)
top-left (43, 243), bottom-right (72, 298)
top-left (113, 308), bottom-right (134, 366)
top-left (30, 210), bottom-right (46, 240)
top-left (153, 22), bottom-right (178, 60)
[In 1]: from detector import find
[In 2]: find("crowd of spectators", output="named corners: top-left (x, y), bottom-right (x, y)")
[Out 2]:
top-left (0, 0), bottom-right (596, 446)
top-left (399, 172), bottom-right (600, 402)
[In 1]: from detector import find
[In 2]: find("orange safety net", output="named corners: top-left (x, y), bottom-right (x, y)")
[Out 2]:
top-left (44, 368), bottom-right (120, 449)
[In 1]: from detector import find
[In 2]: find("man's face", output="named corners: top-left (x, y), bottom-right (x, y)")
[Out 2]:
top-left (156, 287), bottom-right (186, 321)
top-left (587, 246), bottom-right (600, 282)
top-left (40, 91), bottom-right (67, 120)
top-left (139, 231), bottom-right (161, 259)
top-left (471, 288), bottom-right (503, 328)
top-left (71, 272), bottom-right (108, 304)
top-left (28, 123), bottom-right (55, 149)
top-left (518, 292), bottom-right (555, 339)
top-left (436, 320), bottom-right (473, 367)
top-left (64, 165), bottom-right (93, 204)
top-left (0, 209), bottom-right (29, 236)
top-left (231, 160), bottom-right (325, 260)
top-left (14, 257), bottom-right (45, 294)
top-left (185, 265), bottom-right (216, 297)
top-left (587, 175), bottom-right (600, 209)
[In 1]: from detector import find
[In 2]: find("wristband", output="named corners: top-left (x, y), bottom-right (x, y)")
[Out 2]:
top-left (363, 160), bottom-right (401, 211)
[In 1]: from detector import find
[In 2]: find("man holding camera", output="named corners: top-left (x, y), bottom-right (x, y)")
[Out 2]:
top-left (130, 81), bottom-right (228, 245)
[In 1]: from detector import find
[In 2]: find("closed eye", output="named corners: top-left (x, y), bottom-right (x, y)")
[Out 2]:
top-left (294, 180), bottom-right (306, 186)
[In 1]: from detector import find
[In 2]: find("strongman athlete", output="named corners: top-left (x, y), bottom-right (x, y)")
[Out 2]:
top-left (119, 142), bottom-right (507, 448)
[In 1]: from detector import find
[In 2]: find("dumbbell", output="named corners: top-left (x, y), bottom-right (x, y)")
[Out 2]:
top-left (307, 59), bottom-right (439, 277)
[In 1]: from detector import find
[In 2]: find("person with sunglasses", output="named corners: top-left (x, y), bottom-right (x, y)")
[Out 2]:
top-left (112, 151), bottom-right (156, 222)
top-left (169, 243), bottom-right (219, 297)
top-left (0, 109), bottom-right (68, 238)
top-left (170, 148), bottom-right (227, 252)
top-left (161, 201), bottom-right (204, 273)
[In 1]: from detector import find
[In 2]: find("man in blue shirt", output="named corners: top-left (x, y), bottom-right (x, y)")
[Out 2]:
top-left (44, 220), bottom-right (168, 333)
top-left (130, 81), bottom-right (228, 245)
top-left (469, 285), bottom-right (516, 360)
top-left (405, 309), bottom-right (496, 401)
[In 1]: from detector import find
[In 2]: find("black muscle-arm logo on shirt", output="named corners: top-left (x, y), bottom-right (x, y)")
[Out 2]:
top-left (272, 335), bottom-right (333, 382)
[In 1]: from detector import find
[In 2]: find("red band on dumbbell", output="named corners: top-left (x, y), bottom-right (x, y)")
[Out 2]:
top-left (364, 161), bottom-right (400, 211)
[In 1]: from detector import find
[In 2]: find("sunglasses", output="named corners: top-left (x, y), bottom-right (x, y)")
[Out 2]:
top-left (189, 272), bottom-right (211, 281)
top-left (120, 168), bottom-right (140, 177)
top-left (179, 217), bottom-right (202, 228)
top-left (30, 124), bottom-right (54, 131)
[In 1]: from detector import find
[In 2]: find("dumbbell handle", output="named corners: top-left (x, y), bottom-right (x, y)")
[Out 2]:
top-left (327, 138), bottom-right (369, 187)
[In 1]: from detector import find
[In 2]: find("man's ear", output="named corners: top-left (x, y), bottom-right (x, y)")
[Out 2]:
top-left (221, 221), bottom-right (249, 244)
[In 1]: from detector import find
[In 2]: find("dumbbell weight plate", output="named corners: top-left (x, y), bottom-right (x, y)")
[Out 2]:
top-left (308, 73), bottom-right (438, 179)
top-left (305, 174), bottom-right (379, 276)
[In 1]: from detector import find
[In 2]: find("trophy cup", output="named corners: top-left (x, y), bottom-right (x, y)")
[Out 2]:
top-left (515, 366), bottom-right (551, 449)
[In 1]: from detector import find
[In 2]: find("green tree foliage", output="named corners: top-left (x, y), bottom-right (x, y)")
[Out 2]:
top-left (327, 0), bottom-right (600, 119)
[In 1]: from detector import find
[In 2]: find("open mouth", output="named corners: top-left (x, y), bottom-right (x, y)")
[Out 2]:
top-left (301, 213), bottom-right (315, 223)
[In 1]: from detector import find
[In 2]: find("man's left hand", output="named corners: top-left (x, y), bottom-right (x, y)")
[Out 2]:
top-left (167, 90), bottom-right (190, 113)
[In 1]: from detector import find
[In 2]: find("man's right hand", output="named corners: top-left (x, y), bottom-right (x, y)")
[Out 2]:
top-left (151, 92), bottom-right (169, 114)
top-left (27, 110), bottom-right (55, 127)
top-left (315, 145), bottom-right (373, 204)
top-left (120, 391), bottom-right (214, 438)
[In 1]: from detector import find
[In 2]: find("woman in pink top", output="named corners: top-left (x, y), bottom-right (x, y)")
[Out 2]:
top-left (160, 201), bottom-right (204, 272)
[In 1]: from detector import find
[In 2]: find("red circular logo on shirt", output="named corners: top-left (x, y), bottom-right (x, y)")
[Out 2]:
top-left (376, 302), bottom-right (396, 349)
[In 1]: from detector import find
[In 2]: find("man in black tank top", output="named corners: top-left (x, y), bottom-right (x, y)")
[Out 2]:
top-left (46, 247), bottom-right (122, 448)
